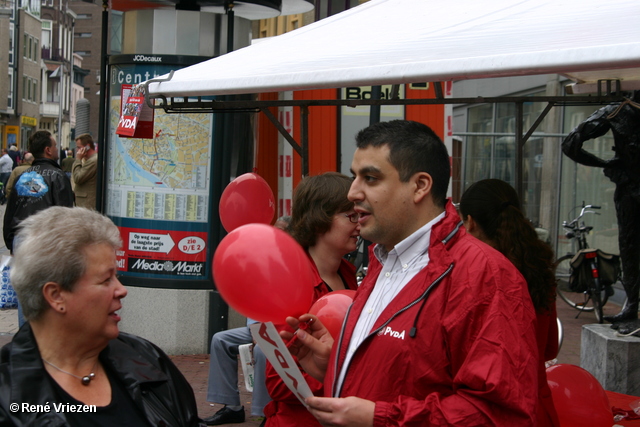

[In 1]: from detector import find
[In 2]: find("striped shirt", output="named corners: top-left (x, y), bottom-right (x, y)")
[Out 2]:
top-left (336, 211), bottom-right (446, 392)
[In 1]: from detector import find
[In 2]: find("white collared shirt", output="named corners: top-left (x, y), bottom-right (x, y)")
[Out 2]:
top-left (336, 211), bottom-right (446, 393)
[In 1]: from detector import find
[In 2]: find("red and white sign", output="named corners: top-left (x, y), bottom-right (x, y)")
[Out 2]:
top-left (116, 83), bottom-right (154, 139)
top-left (250, 322), bottom-right (313, 406)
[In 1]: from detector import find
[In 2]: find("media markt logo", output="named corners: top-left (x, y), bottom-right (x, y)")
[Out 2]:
top-left (129, 258), bottom-right (204, 276)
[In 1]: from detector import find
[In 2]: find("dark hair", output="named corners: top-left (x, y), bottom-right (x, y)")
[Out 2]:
top-left (459, 179), bottom-right (555, 312)
top-left (75, 133), bottom-right (94, 149)
top-left (355, 120), bottom-right (450, 207)
top-left (289, 172), bottom-right (353, 248)
top-left (28, 130), bottom-right (53, 158)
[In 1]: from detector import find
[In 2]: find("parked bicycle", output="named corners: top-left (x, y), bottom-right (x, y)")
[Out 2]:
top-left (555, 203), bottom-right (621, 323)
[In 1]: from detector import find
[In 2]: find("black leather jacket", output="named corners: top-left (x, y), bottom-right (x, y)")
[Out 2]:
top-left (3, 158), bottom-right (74, 251)
top-left (0, 324), bottom-right (204, 426)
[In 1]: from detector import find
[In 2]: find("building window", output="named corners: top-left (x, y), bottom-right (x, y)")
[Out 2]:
top-left (41, 19), bottom-right (52, 51)
top-left (22, 76), bottom-right (38, 103)
top-left (7, 71), bottom-right (14, 109)
top-left (75, 32), bottom-right (92, 38)
top-left (8, 23), bottom-right (14, 65)
top-left (76, 13), bottom-right (92, 19)
top-left (75, 50), bottom-right (91, 57)
top-left (22, 34), bottom-right (38, 61)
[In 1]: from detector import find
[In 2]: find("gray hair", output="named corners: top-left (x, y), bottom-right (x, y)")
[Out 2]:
top-left (11, 207), bottom-right (122, 321)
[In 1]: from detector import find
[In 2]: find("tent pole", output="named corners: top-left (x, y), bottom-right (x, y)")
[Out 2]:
top-left (370, 86), bottom-right (381, 125)
top-left (225, 2), bottom-right (234, 53)
top-left (434, 82), bottom-right (444, 99)
top-left (301, 106), bottom-right (309, 177)
top-left (260, 107), bottom-right (302, 156)
top-left (515, 102), bottom-right (524, 200)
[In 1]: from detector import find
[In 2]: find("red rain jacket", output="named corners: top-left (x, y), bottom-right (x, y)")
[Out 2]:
top-left (325, 201), bottom-right (539, 426)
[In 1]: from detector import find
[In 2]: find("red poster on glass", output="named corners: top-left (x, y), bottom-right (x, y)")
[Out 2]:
top-left (116, 83), bottom-right (154, 139)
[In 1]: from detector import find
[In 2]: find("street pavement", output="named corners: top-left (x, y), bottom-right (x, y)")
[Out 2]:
top-left (0, 202), bottom-right (626, 424)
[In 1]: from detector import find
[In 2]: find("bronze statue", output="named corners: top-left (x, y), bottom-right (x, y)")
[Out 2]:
top-left (562, 91), bottom-right (640, 335)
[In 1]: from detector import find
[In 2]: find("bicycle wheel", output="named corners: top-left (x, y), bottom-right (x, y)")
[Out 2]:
top-left (555, 254), bottom-right (595, 312)
top-left (556, 254), bottom-right (609, 323)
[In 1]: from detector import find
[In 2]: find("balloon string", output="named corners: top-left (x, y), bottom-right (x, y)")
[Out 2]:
top-left (285, 318), bottom-right (314, 349)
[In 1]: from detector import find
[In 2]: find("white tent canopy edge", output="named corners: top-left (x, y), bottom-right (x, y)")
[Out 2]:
top-left (147, 0), bottom-right (640, 98)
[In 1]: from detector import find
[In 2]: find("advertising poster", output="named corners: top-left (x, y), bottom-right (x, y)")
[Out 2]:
top-left (116, 83), bottom-right (154, 139)
top-left (107, 56), bottom-right (213, 283)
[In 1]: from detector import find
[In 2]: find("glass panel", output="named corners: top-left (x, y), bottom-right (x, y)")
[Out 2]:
top-left (558, 105), bottom-right (618, 257)
top-left (463, 104), bottom-right (493, 188)
top-left (110, 11), bottom-right (123, 54)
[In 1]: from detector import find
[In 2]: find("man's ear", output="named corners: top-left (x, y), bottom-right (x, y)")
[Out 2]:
top-left (413, 172), bottom-right (433, 204)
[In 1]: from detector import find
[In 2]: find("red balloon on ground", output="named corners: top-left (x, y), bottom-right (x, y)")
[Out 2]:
top-left (219, 173), bottom-right (275, 232)
top-left (546, 364), bottom-right (613, 427)
top-left (213, 223), bottom-right (315, 324)
top-left (309, 290), bottom-right (356, 339)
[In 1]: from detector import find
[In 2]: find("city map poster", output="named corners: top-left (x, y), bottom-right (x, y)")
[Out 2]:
top-left (116, 226), bottom-right (208, 277)
top-left (116, 83), bottom-right (154, 139)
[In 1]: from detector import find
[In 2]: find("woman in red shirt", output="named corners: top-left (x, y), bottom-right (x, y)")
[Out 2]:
top-left (263, 172), bottom-right (360, 427)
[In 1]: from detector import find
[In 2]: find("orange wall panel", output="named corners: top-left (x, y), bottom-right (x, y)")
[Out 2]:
top-left (254, 92), bottom-right (280, 217)
top-left (405, 83), bottom-right (446, 141)
top-left (292, 89), bottom-right (339, 188)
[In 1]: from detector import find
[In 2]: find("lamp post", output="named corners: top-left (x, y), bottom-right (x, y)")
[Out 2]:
top-left (95, 0), bottom-right (108, 212)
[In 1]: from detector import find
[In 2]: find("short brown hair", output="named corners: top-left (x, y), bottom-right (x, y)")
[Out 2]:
top-left (75, 133), bottom-right (94, 149)
top-left (289, 172), bottom-right (353, 248)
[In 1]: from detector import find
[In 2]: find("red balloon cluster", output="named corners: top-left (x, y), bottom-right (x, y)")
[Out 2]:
top-left (213, 224), bottom-right (315, 324)
top-left (546, 364), bottom-right (613, 427)
top-left (309, 290), bottom-right (356, 339)
top-left (219, 173), bottom-right (275, 232)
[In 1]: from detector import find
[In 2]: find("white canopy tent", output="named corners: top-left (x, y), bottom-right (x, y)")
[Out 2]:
top-left (142, 0), bottom-right (640, 190)
top-left (147, 0), bottom-right (640, 98)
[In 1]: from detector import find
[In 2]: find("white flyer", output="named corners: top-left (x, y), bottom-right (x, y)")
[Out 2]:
top-left (249, 322), bottom-right (313, 406)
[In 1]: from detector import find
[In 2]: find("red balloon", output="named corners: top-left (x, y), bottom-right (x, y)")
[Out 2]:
top-left (219, 173), bottom-right (275, 232)
top-left (213, 223), bottom-right (315, 323)
top-left (546, 364), bottom-right (613, 427)
top-left (309, 290), bottom-right (356, 339)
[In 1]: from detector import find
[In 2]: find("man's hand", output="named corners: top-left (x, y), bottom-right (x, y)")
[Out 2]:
top-left (76, 146), bottom-right (89, 161)
top-left (280, 314), bottom-right (334, 382)
top-left (306, 396), bottom-right (375, 427)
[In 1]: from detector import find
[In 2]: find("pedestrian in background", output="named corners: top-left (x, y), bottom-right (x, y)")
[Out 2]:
top-left (0, 150), bottom-right (12, 205)
top-left (72, 134), bottom-right (98, 209)
top-left (61, 149), bottom-right (75, 180)
top-left (5, 153), bottom-right (33, 199)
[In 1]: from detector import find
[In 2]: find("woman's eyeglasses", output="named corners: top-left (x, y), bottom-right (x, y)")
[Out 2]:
top-left (344, 213), bottom-right (359, 223)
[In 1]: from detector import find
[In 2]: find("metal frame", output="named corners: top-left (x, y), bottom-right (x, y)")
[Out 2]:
top-left (143, 78), bottom-right (627, 194)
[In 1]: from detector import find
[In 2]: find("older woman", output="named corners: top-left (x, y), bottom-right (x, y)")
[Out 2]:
top-left (263, 172), bottom-right (360, 427)
top-left (459, 179), bottom-right (559, 427)
top-left (0, 207), bottom-right (202, 426)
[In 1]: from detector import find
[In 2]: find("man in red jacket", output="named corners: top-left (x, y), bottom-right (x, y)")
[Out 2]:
top-left (286, 120), bottom-right (539, 426)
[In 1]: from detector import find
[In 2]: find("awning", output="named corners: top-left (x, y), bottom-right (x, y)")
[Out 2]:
top-left (147, 0), bottom-right (640, 98)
